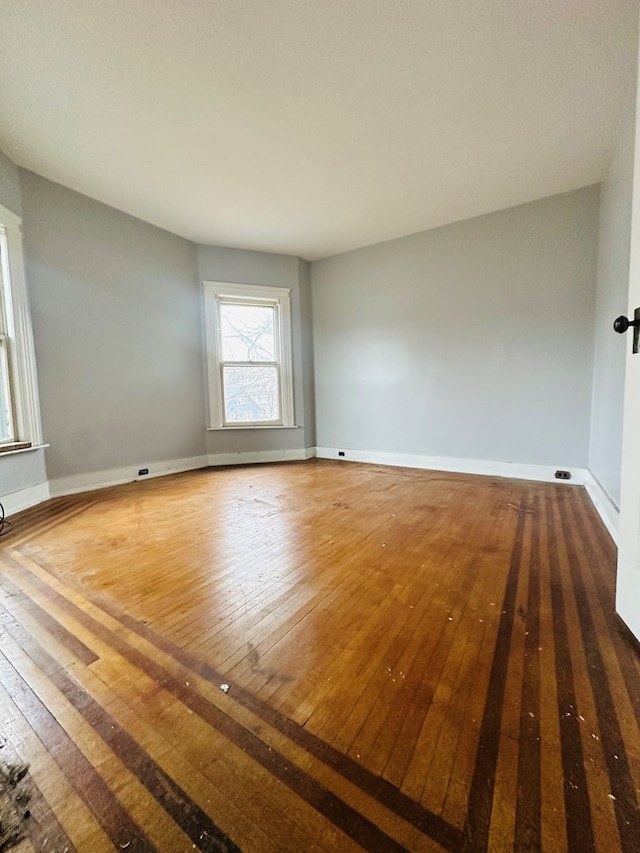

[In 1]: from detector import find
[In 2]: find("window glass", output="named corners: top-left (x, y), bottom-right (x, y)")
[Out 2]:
top-left (0, 342), bottom-right (13, 441)
top-left (219, 303), bottom-right (276, 362)
top-left (222, 364), bottom-right (279, 423)
top-left (0, 243), bottom-right (16, 443)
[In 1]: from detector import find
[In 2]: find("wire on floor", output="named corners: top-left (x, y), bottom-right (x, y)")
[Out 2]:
top-left (0, 501), bottom-right (12, 537)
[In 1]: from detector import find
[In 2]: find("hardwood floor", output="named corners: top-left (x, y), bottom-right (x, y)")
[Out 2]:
top-left (0, 459), bottom-right (638, 852)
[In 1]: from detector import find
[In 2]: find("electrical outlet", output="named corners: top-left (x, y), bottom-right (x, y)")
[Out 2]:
top-left (138, 468), bottom-right (149, 476)
top-left (555, 470), bottom-right (571, 480)
top-left (338, 451), bottom-right (345, 457)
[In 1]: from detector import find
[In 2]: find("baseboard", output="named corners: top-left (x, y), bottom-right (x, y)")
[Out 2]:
top-left (32, 448), bottom-right (317, 501)
top-left (1, 481), bottom-right (51, 516)
top-left (207, 447), bottom-right (315, 467)
top-left (315, 446), bottom-right (588, 485)
top-left (49, 455), bottom-right (210, 497)
top-left (583, 470), bottom-right (619, 544)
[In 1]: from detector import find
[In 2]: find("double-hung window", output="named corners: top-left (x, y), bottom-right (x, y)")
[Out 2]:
top-left (203, 282), bottom-right (294, 429)
top-left (0, 203), bottom-right (43, 452)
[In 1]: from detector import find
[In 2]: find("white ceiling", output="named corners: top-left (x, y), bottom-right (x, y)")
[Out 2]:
top-left (0, 1), bottom-right (637, 260)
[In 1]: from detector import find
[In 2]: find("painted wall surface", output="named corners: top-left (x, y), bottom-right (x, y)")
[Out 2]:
top-left (0, 149), bottom-right (48, 505)
top-left (312, 186), bottom-right (599, 468)
top-left (589, 88), bottom-right (636, 507)
top-left (197, 245), bottom-right (314, 454)
top-left (298, 258), bottom-right (316, 448)
top-left (0, 449), bottom-right (47, 499)
top-left (20, 170), bottom-right (206, 481)
top-left (0, 149), bottom-right (22, 218)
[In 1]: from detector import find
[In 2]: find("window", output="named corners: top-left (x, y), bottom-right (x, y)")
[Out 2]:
top-left (0, 256), bottom-right (15, 442)
top-left (203, 282), bottom-right (294, 429)
top-left (0, 203), bottom-right (43, 451)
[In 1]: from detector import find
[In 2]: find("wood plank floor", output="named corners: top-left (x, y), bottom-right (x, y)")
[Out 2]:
top-left (0, 459), bottom-right (638, 852)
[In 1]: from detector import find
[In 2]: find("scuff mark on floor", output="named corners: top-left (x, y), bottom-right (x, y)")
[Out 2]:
top-left (0, 758), bottom-right (31, 853)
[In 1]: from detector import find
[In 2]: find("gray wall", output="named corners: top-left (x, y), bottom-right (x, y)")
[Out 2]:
top-left (0, 149), bottom-right (22, 218)
top-left (589, 89), bottom-right (636, 507)
top-left (0, 450), bottom-right (47, 499)
top-left (0, 144), bottom-right (622, 508)
top-left (20, 170), bottom-right (206, 481)
top-left (0, 149), bottom-right (48, 504)
top-left (298, 257), bottom-right (316, 448)
top-left (312, 186), bottom-right (600, 468)
top-left (197, 245), bottom-right (315, 454)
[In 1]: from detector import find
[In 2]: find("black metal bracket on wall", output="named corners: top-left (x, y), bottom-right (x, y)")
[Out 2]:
top-left (613, 306), bottom-right (640, 354)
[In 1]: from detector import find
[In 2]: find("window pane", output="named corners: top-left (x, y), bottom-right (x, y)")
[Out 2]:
top-left (219, 303), bottom-right (275, 362)
top-left (0, 342), bottom-right (14, 442)
top-left (223, 365), bottom-right (279, 423)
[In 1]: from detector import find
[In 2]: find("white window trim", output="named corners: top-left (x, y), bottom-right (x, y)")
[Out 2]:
top-left (203, 281), bottom-right (295, 429)
top-left (0, 202), bottom-right (43, 447)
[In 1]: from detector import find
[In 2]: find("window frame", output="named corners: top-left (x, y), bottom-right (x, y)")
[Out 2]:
top-left (0, 202), bottom-right (43, 450)
top-left (203, 281), bottom-right (295, 429)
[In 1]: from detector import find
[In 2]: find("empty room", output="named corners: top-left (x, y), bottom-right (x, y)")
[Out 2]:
top-left (1, 2), bottom-right (639, 851)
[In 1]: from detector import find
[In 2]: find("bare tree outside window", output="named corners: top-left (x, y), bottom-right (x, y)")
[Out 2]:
top-left (219, 303), bottom-right (280, 423)
top-left (0, 243), bottom-right (16, 442)
top-left (0, 349), bottom-right (12, 441)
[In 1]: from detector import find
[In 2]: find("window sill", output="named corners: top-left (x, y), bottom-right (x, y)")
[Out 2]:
top-left (0, 443), bottom-right (49, 458)
top-left (206, 425), bottom-right (300, 431)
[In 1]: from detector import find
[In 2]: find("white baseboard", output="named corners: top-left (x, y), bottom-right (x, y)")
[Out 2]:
top-left (583, 470), bottom-right (619, 544)
top-left (1, 481), bottom-right (51, 516)
top-left (315, 446), bottom-right (588, 485)
top-left (49, 455), bottom-right (210, 497)
top-left (33, 448), bottom-right (317, 502)
top-left (207, 447), bottom-right (315, 467)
